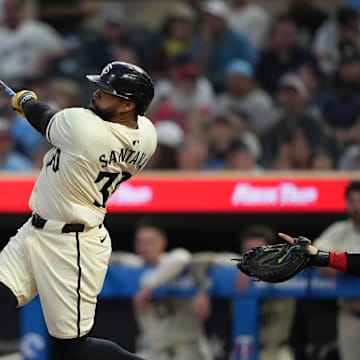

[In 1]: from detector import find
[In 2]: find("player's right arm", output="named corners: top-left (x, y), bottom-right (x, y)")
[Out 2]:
top-left (279, 232), bottom-right (360, 277)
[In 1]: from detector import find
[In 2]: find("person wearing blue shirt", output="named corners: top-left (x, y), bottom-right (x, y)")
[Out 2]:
top-left (10, 114), bottom-right (44, 158)
top-left (191, 0), bottom-right (258, 89)
top-left (0, 118), bottom-right (33, 172)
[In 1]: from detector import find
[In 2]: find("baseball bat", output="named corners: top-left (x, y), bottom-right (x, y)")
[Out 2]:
top-left (0, 80), bottom-right (16, 98)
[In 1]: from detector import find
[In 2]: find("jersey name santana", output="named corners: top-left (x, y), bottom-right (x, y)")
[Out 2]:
top-left (29, 108), bottom-right (157, 227)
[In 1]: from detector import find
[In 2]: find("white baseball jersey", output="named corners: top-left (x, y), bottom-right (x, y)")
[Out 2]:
top-left (0, 107), bottom-right (157, 339)
top-left (314, 220), bottom-right (360, 312)
top-left (30, 107), bottom-right (157, 226)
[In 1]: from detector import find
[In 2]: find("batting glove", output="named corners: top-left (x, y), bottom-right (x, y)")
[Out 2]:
top-left (11, 90), bottom-right (38, 117)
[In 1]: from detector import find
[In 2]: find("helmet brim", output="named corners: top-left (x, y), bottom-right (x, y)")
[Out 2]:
top-left (86, 75), bottom-right (134, 103)
top-left (86, 75), bottom-right (116, 94)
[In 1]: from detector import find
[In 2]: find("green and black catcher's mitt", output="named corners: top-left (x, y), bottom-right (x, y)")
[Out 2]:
top-left (233, 237), bottom-right (312, 283)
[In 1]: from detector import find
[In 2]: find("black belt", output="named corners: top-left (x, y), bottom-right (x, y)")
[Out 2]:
top-left (31, 214), bottom-right (85, 233)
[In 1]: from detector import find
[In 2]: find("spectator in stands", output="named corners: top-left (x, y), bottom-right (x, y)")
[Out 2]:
top-left (150, 56), bottom-right (215, 136)
top-left (0, 96), bottom-right (45, 167)
top-left (222, 138), bottom-right (261, 172)
top-left (111, 45), bottom-right (142, 67)
top-left (296, 61), bottom-right (328, 116)
top-left (284, 0), bottom-right (328, 46)
top-left (0, 117), bottom-right (33, 172)
top-left (205, 111), bottom-right (240, 169)
top-left (191, 0), bottom-right (258, 89)
top-left (311, 180), bottom-right (360, 360)
top-left (321, 51), bottom-right (360, 149)
top-left (0, 0), bottom-right (66, 85)
top-left (205, 109), bottom-right (261, 169)
top-left (37, 0), bottom-right (94, 38)
top-left (217, 59), bottom-right (274, 135)
top-left (175, 138), bottom-right (209, 170)
top-left (343, 0), bottom-right (360, 12)
top-left (183, 0), bottom-right (203, 19)
top-left (312, 5), bottom-right (360, 80)
top-left (255, 15), bottom-right (316, 94)
top-left (150, 5), bottom-right (197, 75)
top-left (227, 0), bottom-right (270, 48)
top-left (84, 3), bottom-right (149, 71)
top-left (236, 225), bottom-right (296, 360)
top-left (146, 120), bottom-right (185, 170)
top-left (310, 148), bottom-right (335, 170)
top-left (261, 73), bottom-right (330, 168)
top-left (270, 129), bottom-right (313, 170)
top-left (110, 219), bottom-right (213, 360)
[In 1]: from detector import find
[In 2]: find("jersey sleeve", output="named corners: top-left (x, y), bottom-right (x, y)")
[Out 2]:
top-left (46, 108), bottom-right (95, 152)
top-left (140, 249), bottom-right (191, 289)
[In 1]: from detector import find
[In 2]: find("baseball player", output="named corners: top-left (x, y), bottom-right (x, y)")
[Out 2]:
top-left (0, 61), bottom-right (157, 360)
top-left (110, 219), bottom-right (213, 360)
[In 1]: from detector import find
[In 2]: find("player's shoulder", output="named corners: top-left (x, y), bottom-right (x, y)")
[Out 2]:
top-left (57, 107), bottom-right (102, 124)
top-left (53, 107), bottom-right (108, 137)
top-left (138, 115), bottom-right (156, 132)
top-left (59, 106), bottom-right (94, 116)
top-left (137, 115), bottom-right (157, 146)
top-left (138, 116), bottom-right (157, 140)
top-left (314, 220), bottom-right (351, 245)
top-left (325, 219), bottom-right (352, 232)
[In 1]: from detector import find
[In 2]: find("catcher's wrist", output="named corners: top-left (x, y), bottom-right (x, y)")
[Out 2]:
top-left (328, 251), bottom-right (347, 272)
top-left (309, 250), bottom-right (330, 267)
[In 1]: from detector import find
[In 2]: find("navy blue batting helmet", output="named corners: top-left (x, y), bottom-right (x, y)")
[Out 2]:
top-left (86, 62), bottom-right (154, 115)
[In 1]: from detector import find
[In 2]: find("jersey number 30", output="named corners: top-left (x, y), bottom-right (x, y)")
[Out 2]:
top-left (94, 171), bottom-right (131, 208)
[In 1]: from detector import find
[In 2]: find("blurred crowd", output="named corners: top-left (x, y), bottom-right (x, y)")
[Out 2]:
top-left (0, 0), bottom-right (360, 172)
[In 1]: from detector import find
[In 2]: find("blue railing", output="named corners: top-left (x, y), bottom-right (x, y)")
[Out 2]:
top-left (20, 266), bottom-right (360, 360)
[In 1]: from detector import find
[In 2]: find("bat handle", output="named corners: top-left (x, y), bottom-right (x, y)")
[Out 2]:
top-left (0, 80), bottom-right (16, 98)
top-left (3, 87), bottom-right (15, 98)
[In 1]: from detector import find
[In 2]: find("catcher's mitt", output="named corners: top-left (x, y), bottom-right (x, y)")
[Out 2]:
top-left (233, 237), bottom-right (312, 283)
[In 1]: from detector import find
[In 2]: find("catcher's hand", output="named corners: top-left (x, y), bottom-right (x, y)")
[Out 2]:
top-left (233, 236), bottom-right (313, 283)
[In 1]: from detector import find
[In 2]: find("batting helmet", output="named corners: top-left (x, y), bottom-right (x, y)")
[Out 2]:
top-left (86, 62), bottom-right (154, 115)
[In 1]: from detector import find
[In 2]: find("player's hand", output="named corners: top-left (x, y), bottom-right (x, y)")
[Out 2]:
top-left (278, 232), bottom-right (318, 255)
top-left (133, 286), bottom-right (153, 313)
top-left (11, 90), bottom-right (38, 117)
top-left (191, 292), bottom-right (211, 321)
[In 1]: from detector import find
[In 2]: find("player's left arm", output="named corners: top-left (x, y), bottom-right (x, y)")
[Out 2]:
top-left (279, 232), bottom-right (360, 277)
top-left (11, 90), bottom-right (57, 135)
